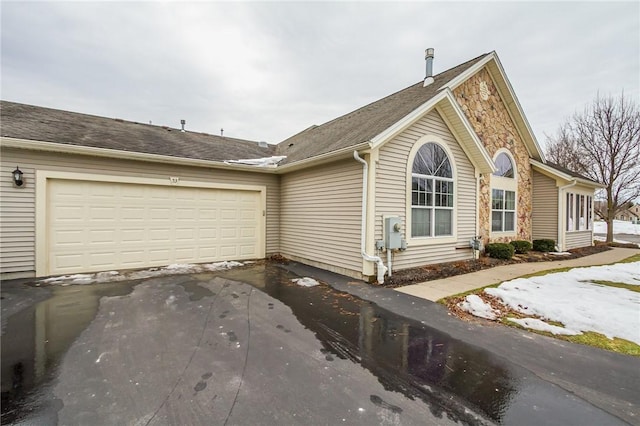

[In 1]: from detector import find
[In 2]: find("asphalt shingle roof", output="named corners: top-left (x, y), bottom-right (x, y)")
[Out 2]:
top-left (274, 53), bottom-right (489, 164)
top-left (1, 53), bottom-right (488, 166)
top-left (545, 161), bottom-right (600, 185)
top-left (0, 101), bottom-right (275, 162)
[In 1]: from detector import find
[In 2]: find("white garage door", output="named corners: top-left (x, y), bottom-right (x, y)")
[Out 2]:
top-left (46, 179), bottom-right (263, 275)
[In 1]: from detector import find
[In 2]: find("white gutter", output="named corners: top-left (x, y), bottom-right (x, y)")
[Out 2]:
top-left (557, 180), bottom-right (577, 251)
top-left (353, 150), bottom-right (388, 284)
top-left (1, 137), bottom-right (277, 173)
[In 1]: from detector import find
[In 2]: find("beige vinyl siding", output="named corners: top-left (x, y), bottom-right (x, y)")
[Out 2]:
top-left (280, 159), bottom-right (363, 277)
top-left (565, 230), bottom-right (593, 250)
top-left (1, 161), bottom-right (36, 274)
top-left (376, 110), bottom-right (476, 270)
top-left (531, 170), bottom-right (558, 242)
top-left (0, 147), bottom-right (280, 277)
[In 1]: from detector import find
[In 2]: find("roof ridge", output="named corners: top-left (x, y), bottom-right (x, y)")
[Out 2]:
top-left (276, 52), bottom-right (491, 148)
top-left (0, 99), bottom-right (263, 146)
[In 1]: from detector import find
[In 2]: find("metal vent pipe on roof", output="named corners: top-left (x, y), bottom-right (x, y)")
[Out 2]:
top-left (424, 48), bottom-right (435, 87)
top-left (180, 119), bottom-right (186, 132)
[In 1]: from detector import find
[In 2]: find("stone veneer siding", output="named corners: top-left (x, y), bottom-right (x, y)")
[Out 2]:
top-left (453, 68), bottom-right (533, 244)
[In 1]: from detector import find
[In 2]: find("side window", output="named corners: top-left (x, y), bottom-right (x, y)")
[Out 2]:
top-left (491, 151), bottom-right (516, 233)
top-left (411, 143), bottom-right (454, 237)
top-left (566, 192), bottom-right (593, 231)
top-left (493, 152), bottom-right (514, 178)
top-left (492, 189), bottom-right (516, 232)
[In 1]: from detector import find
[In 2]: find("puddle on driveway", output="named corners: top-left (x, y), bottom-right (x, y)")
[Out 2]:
top-left (1, 282), bottom-right (135, 424)
top-left (2, 263), bottom-right (616, 425)
top-left (219, 265), bottom-right (518, 424)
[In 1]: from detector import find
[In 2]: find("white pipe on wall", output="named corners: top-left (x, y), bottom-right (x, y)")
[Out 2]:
top-left (353, 151), bottom-right (388, 284)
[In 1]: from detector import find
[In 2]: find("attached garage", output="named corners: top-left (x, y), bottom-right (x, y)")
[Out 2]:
top-left (37, 172), bottom-right (266, 276)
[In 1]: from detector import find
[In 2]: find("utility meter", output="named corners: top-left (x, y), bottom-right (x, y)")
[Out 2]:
top-left (384, 217), bottom-right (403, 250)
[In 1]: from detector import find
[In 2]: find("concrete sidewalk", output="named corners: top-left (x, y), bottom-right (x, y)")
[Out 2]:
top-left (395, 247), bottom-right (640, 302)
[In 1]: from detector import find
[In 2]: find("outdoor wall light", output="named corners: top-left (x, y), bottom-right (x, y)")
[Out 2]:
top-left (12, 166), bottom-right (24, 187)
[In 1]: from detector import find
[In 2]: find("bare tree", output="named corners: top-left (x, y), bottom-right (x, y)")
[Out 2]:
top-left (544, 123), bottom-right (588, 175)
top-left (545, 93), bottom-right (640, 242)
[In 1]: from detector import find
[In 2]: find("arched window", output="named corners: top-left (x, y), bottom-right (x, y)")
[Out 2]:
top-left (491, 151), bottom-right (516, 233)
top-left (493, 152), bottom-right (514, 178)
top-left (411, 142), bottom-right (454, 237)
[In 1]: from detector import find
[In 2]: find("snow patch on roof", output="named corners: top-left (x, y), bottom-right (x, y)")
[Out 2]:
top-left (225, 156), bottom-right (286, 167)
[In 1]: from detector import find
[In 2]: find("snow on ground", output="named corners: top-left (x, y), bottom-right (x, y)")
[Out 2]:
top-left (594, 220), bottom-right (640, 235)
top-left (457, 295), bottom-right (499, 320)
top-left (478, 262), bottom-right (640, 344)
top-left (506, 318), bottom-right (581, 336)
top-left (40, 261), bottom-right (245, 286)
top-left (291, 277), bottom-right (320, 287)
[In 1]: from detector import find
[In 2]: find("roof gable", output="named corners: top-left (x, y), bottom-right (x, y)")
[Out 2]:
top-left (531, 159), bottom-right (603, 188)
top-left (275, 53), bottom-right (490, 165)
top-left (443, 52), bottom-right (545, 162)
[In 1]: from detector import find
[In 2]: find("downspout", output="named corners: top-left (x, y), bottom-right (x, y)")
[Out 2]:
top-left (557, 180), bottom-right (577, 251)
top-left (353, 151), bottom-right (388, 284)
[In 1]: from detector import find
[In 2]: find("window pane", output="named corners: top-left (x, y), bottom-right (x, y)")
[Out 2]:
top-left (493, 153), bottom-right (514, 178)
top-left (412, 143), bottom-right (452, 178)
top-left (412, 208), bottom-right (431, 237)
top-left (504, 212), bottom-right (515, 231)
top-left (492, 211), bottom-right (503, 232)
top-left (492, 189), bottom-right (504, 210)
top-left (434, 209), bottom-right (452, 236)
top-left (566, 193), bottom-right (573, 231)
top-left (579, 195), bottom-right (585, 230)
top-left (410, 143), bottom-right (455, 238)
top-left (505, 191), bottom-right (516, 210)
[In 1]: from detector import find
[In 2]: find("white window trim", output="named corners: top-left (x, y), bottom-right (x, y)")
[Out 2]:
top-left (405, 135), bottom-right (457, 246)
top-left (490, 149), bottom-right (517, 237)
top-left (565, 190), bottom-right (593, 233)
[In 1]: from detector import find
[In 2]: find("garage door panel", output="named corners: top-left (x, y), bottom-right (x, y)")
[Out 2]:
top-left (47, 180), bottom-right (263, 275)
top-left (240, 245), bottom-right (256, 256)
top-left (88, 252), bottom-right (117, 268)
top-left (149, 229), bottom-right (172, 242)
top-left (121, 229), bottom-right (146, 243)
top-left (88, 229), bottom-right (116, 244)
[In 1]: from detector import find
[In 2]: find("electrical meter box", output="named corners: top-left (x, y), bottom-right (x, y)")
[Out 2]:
top-left (384, 217), bottom-right (403, 250)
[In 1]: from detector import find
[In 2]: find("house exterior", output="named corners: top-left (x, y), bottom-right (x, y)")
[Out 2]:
top-left (0, 51), bottom-right (602, 282)
top-left (615, 205), bottom-right (639, 223)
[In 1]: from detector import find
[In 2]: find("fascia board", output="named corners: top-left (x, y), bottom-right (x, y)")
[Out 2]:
top-left (489, 54), bottom-right (546, 162)
top-left (369, 88), bottom-right (495, 175)
top-left (1, 137), bottom-right (278, 174)
top-left (438, 52), bottom-right (495, 92)
top-left (531, 159), bottom-right (604, 188)
top-left (369, 91), bottom-right (448, 148)
top-left (438, 89), bottom-right (496, 175)
top-left (276, 142), bottom-right (372, 173)
top-left (441, 51), bottom-right (546, 163)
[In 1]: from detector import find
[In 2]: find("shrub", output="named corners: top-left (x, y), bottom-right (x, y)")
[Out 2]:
top-left (533, 239), bottom-right (555, 252)
top-left (485, 243), bottom-right (515, 259)
top-left (510, 240), bottom-right (532, 254)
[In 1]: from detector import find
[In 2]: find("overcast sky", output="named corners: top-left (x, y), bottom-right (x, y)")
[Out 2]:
top-left (2, 1), bottom-right (638, 149)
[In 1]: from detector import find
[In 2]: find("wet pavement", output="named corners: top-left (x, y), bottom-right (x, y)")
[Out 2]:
top-left (1, 262), bottom-right (638, 425)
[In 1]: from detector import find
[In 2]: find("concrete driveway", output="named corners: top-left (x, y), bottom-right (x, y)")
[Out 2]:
top-left (2, 262), bottom-right (638, 425)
